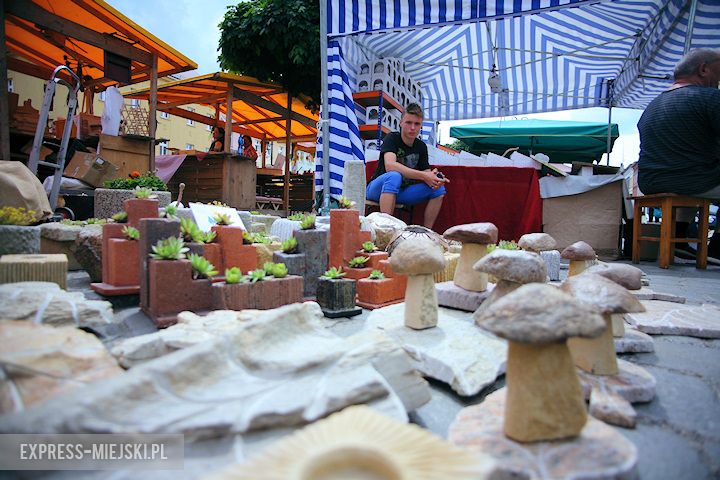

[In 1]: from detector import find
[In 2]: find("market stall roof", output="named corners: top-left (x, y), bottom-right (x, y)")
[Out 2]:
top-left (450, 119), bottom-right (619, 164)
top-left (124, 72), bottom-right (318, 142)
top-left (3, 0), bottom-right (197, 88)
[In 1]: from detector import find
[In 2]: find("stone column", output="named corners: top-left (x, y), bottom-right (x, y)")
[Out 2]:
top-left (295, 229), bottom-right (328, 297)
top-left (139, 218), bottom-right (180, 312)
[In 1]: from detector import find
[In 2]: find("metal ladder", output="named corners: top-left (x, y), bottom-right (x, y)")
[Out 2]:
top-left (27, 65), bottom-right (82, 211)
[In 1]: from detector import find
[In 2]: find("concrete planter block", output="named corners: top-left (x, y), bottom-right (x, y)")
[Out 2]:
top-left (138, 218), bottom-right (181, 312)
top-left (211, 276), bottom-right (304, 311)
top-left (273, 251), bottom-right (306, 278)
top-left (94, 188), bottom-right (170, 220)
top-left (357, 251), bottom-right (389, 269)
top-left (147, 259), bottom-right (212, 328)
top-left (123, 198), bottom-right (159, 228)
top-left (316, 277), bottom-right (361, 318)
top-left (343, 160), bottom-right (367, 213)
top-left (329, 209), bottom-right (361, 270)
top-left (212, 225), bottom-right (257, 273)
top-left (356, 277), bottom-right (406, 309)
top-left (238, 211), bottom-right (252, 230)
top-left (255, 242), bottom-right (281, 267)
top-left (269, 218), bottom-right (301, 242)
top-left (0, 254), bottom-right (68, 289)
top-left (250, 214), bottom-right (279, 234)
top-left (202, 243), bottom-right (224, 274)
top-left (540, 250), bottom-right (561, 281)
top-left (40, 223), bottom-right (82, 270)
top-left (294, 229), bottom-right (328, 297)
top-left (90, 223), bottom-right (140, 296)
top-left (0, 225), bottom-right (40, 256)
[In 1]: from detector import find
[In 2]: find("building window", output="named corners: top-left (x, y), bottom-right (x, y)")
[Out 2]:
top-left (185, 143), bottom-right (194, 150)
top-left (129, 98), bottom-right (140, 108)
top-left (99, 91), bottom-right (106, 102)
top-left (159, 141), bottom-right (168, 155)
top-left (159, 111), bottom-right (169, 119)
top-left (186, 107), bottom-right (194, 126)
top-left (7, 78), bottom-right (13, 92)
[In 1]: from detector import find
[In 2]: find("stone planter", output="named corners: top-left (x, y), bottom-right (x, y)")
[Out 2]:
top-left (356, 277), bottom-right (406, 309)
top-left (273, 251), bottom-right (306, 278)
top-left (343, 266), bottom-right (373, 281)
top-left (40, 223), bottom-right (82, 270)
top-left (202, 243), bottom-right (224, 275)
top-left (90, 223), bottom-right (139, 296)
top-left (211, 275), bottom-right (303, 310)
top-left (94, 188), bottom-right (170, 220)
top-left (147, 259), bottom-right (213, 328)
top-left (0, 225), bottom-right (40, 256)
top-left (212, 225), bottom-right (257, 273)
top-left (294, 229), bottom-right (328, 298)
top-left (250, 213), bottom-right (279, 234)
top-left (356, 250), bottom-right (389, 269)
top-left (254, 242), bottom-right (281, 266)
top-left (138, 217), bottom-right (181, 312)
top-left (316, 277), bottom-right (362, 318)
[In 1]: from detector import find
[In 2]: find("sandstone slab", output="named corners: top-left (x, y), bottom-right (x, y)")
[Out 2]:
top-left (0, 225), bottom-right (40, 256)
top-left (631, 287), bottom-right (685, 303)
top-left (73, 224), bottom-right (103, 282)
top-left (449, 389), bottom-right (638, 480)
top-left (366, 303), bottom-right (507, 396)
top-left (40, 222), bottom-right (82, 270)
top-left (0, 303), bottom-right (430, 439)
top-left (615, 327), bottom-right (654, 353)
top-left (625, 301), bottom-right (720, 338)
top-left (436, 281), bottom-right (494, 312)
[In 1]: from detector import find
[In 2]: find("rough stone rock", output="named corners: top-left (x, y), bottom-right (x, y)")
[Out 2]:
top-left (625, 301), bottom-right (720, 338)
top-left (473, 249), bottom-right (546, 284)
top-left (40, 223), bottom-right (82, 270)
top-left (443, 222), bottom-right (498, 244)
top-left (518, 232), bottom-right (557, 252)
top-left (449, 389), bottom-right (638, 480)
top-left (0, 303), bottom-right (430, 438)
top-left (250, 214), bottom-right (279, 234)
top-left (0, 282), bottom-right (116, 337)
top-left (630, 287), bottom-right (685, 303)
top-left (390, 237), bottom-right (446, 275)
top-left (436, 281), bottom-right (494, 312)
top-left (365, 212), bottom-right (406, 251)
top-left (589, 388), bottom-right (637, 428)
top-left (0, 321), bottom-right (122, 413)
top-left (561, 241), bottom-right (596, 260)
top-left (584, 263), bottom-right (644, 290)
top-left (0, 225), bottom-right (40, 255)
top-left (366, 303), bottom-right (506, 396)
top-left (615, 327), bottom-right (654, 353)
top-left (94, 188), bottom-right (170, 220)
top-left (540, 250), bottom-right (561, 281)
top-left (73, 224), bottom-right (103, 282)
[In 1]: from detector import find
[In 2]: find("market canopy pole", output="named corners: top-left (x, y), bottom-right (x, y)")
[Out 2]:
top-left (149, 53), bottom-right (158, 172)
top-left (0, 2), bottom-right (10, 161)
top-left (684, 0), bottom-right (698, 54)
top-left (319, 0), bottom-right (330, 215)
top-left (284, 94), bottom-right (292, 213)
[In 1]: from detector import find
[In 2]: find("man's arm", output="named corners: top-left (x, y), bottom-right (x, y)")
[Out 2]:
top-left (384, 152), bottom-right (439, 186)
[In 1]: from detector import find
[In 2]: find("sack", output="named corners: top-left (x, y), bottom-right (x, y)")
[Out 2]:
top-left (0, 161), bottom-right (52, 219)
top-left (100, 86), bottom-right (124, 136)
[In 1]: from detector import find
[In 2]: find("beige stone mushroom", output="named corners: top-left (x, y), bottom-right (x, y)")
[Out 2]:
top-left (443, 223), bottom-right (498, 292)
top-left (518, 232), bottom-right (556, 253)
top-left (582, 263), bottom-right (645, 336)
top-left (561, 241), bottom-right (597, 276)
top-left (472, 249), bottom-right (547, 319)
top-left (390, 237), bottom-right (447, 330)
top-left (386, 225), bottom-right (448, 255)
top-left (476, 283), bottom-right (605, 443)
top-left (561, 274), bottom-right (645, 375)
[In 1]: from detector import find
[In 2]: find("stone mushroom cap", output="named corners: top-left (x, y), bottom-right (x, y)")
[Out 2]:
top-left (561, 241), bottom-right (596, 261)
top-left (583, 263), bottom-right (644, 291)
top-left (518, 233), bottom-right (556, 252)
top-left (476, 283), bottom-right (605, 343)
top-left (473, 249), bottom-right (547, 283)
top-left (443, 222), bottom-right (498, 244)
top-left (386, 225), bottom-right (448, 254)
top-left (561, 273), bottom-right (645, 315)
top-left (390, 237), bottom-right (447, 275)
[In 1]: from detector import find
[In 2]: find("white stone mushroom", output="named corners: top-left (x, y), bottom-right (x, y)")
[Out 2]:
top-left (561, 241), bottom-right (597, 276)
top-left (443, 223), bottom-right (498, 292)
top-left (518, 232), bottom-right (556, 253)
top-left (582, 263), bottom-right (645, 336)
top-left (561, 274), bottom-right (646, 375)
top-left (390, 238), bottom-right (447, 330)
top-left (476, 283), bottom-right (606, 443)
top-left (472, 249), bottom-right (547, 319)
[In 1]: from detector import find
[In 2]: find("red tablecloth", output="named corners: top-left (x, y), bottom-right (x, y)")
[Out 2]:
top-left (365, 162), bottom-right (542, 240)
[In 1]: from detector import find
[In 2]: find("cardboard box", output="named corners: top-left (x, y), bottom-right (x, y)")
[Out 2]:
top-left (64, 152), bottom-right (119, 188)
top-left (98, 134), bottom-right (150, 180)
top-left (542, 181), bottom-right (623, 258)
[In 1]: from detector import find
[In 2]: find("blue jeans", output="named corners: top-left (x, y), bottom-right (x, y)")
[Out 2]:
top-left (366, 171), bottom-right (446, 205)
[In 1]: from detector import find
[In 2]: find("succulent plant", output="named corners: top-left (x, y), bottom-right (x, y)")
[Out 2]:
top-left (201, 230), bottom-right (217, 244)
top-left (487, 240), bottom-right (521, 252)
top-left (85, 218), bottom-right (107, 225)
top-left (212, 212), bottom-right (232, 226)
top-left (188, 253), bottom-right (218, 279)
top-left (0, 206), bottom-right (37, 226)
top-left (269, 263), bottom-right (288, 278)
top-left (299, 214), bottom-right (316, 230)
top-left (287, 213), bottom-right (305, 221)
top-left (133, 187), bottom-right (153, 199)
top-left (348, 256), bottom-right (370, 268)
top-left (368, 269), bottom-right (385, 280)
top-left (163, 204), bottom-right (178, 218)
top-left (248, 269), bottom-right (268, 283)
top-left (224, 266), bottom-right (246, 284)
top-left (263, 261), bottom-right (276, 275)
top-left (362, 241), bottom-right (377, 253)
top-left (209, 200), bottom-right (229, 208)
top-left (111, 211), bottom-right (128, 223)
top-left (149, 236), bottom-right (189, 260)
top-left (242, 231), bottom-right (254, 245)
top-left (122, 226), bottom-right (140, 241)
top-left (180, 218), bottom-right (200, 242)
top-left (282, 237), bottom-right (298, 253)
top-left (252, 232), bottom-right (272, 244)
top-left (338, 196), bottom-right (356, 209)
top-left (322, 266), bottom-right (346, 279)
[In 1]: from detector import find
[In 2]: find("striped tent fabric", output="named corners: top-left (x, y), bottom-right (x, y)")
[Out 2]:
top-left (317, 0), bottom-right (720, 197)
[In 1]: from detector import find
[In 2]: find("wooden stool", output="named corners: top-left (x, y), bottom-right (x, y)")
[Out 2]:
top-left (365, 199), bottom-right (414, 223)
top-left (631, 194), bottom-right (711, 269)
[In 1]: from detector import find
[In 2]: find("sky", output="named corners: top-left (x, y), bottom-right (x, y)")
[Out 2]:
top-left (107, 0), bottom-right (644, 167)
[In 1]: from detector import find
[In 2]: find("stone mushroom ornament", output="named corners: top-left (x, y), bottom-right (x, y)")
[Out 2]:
top-left (443, 222), bottom-right (498, 292)
top-left (561, 273), bottom-right (645, 375)
top-left (476, 283), bottom-right (605, 443)
top-left (518, 232), bottom-right (556, 253)
top-left (583, 263), bottom-right (645, 336)
top-left (561, 241), bottom-right (597, 276)
top-left (472, 249), bottom-right (546, 318)
top-left (390, 237), bottom-right (447, 330)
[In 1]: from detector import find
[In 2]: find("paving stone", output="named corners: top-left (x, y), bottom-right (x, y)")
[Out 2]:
top-left (625, 335), bottom-right (720, 380)
top-left (625, 301), bottom-right (720, 338)
top-left (449, 388), bottom-right (638, 480)
top-left (631, 286), bottom-right (686, 303)
top-left (615, 327), bottom-right (655, 353)
top-left (366, 303), bottom-right (507, 396)
top-left (435, 281), bottom-right (494, 312)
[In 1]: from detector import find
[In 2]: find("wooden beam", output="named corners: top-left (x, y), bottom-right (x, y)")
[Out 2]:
top-left (236, 116), bottom-right (284, 125)
top-left (154, 94), bottom-right (226, 110)
top-left (5, 0), bottom-right (153, 65)
top-left (224, 88), bottom-right (232, 154)
top-left (1, 1), bottom-right (11, 160)
top-left (162, 106), bottom-right (260, 136)
top-left (232, 86), bottom-right (317, 129)
top-left (149, 53), bottom-right (157, 171)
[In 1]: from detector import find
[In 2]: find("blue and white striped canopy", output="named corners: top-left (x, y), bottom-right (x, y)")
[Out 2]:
top-left (316, 0), bottom-right (720, 198)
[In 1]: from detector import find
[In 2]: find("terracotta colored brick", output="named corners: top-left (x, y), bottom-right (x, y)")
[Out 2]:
top-left (106, 239), bottom-right (139, 286)
top-left (357, 277), bottom-right (406, 307)
top-left (213, 225), bottom-right (257, 273)
top-left (356, 250), bottom-right (389, 269)
top-left (343, 266), bottom-right (373, 281)
top-left (124, 198), bottom-right (159, 228)
top-left (202, 243), bottom-right (224, 275)
top-left (329, 209), bottom-right (361, 270)
top-left (212, 276), bottom-right (303, 310)
top-left (100, 223), bottom-right (125, 284)
top-left (148, 259), bottom-right (212, 327)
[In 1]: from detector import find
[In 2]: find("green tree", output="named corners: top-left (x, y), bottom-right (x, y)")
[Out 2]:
top-left (218, 0), bottom-right (320, 110)
top-left (443, 139), bottom-right (471, 152)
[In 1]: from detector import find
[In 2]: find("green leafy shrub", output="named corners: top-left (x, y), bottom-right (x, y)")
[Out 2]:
top-left (338, 196), bottom-right (356, 209)
top-left (0, 207), bottom-right (37, 226)
top-left (322, 266), bottom-right (346, 279)
top-left (122, 226), bottom-right (140, 241)
top-left (149, 237), bottom-right (189, 260)
top-left (348, 256), bottom-right (369, 268)
top-left (368, 270), bottom-right (385, 280)
top-left (111, 212), bottom-right (128, 223)
top-left (212, 213), bottom-right (232, 226)
top-left (224, 266), bottom-right (246, 284)
top-left (248, 269), bottom-right (267, 283)
top-left (287, 213), bottom-right (305, 221)
top-left (281, 237), bottom-right (298, 253)
top-left (188, 253), bottom-right (218, 279)
top-left (362, 241), bottom-right (377, 253)
top-left (300, 214), bottom-right (316, 230)
top-left (104, 173), bottom-right (167, 191)
top-left (487, 240), bottom-right (521, 252)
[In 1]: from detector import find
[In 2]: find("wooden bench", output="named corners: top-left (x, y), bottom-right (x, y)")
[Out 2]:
top-left (365, 199), bottom-right (414, 223)
top-left (255, 195), bottom-right (283, 211)
top-left (630, 193), bottom-right (711, 269)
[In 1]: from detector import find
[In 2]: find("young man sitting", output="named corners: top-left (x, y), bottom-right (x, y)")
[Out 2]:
top-left (365, 103), bottom-right (449, 229)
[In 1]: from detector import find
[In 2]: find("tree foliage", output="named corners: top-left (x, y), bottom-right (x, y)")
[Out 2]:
top-left (218, 0), bottom-right (321, 111)
top-left (443, 139), bottom-right (471, 152)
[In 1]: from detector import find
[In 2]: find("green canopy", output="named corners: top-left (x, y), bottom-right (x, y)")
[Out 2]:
top-left (449, 119), bottom-right (620, 164)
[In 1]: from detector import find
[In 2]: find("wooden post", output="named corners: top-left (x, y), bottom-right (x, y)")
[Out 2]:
top-left (0, 1), bottom-right (11, 161)
top-left (284, 95), bottom-right (292, 214)
top-left (149, 53), bottom-right (158, 172)
top-left (225, 88), bottom-right (233, 154)
top-left (261, 136), bottom-right (267, 168)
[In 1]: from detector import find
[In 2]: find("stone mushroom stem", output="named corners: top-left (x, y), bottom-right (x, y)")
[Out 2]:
top-left (611, 313), bottom-right (626, 337)
top-left (568, 259), bottom-right (594, 277)
top-left (567, 314), bottom-right (618, 375)
top-left (404, 274), bottom-right (439, 330)
top-left (453, 243), bottom-right (489, 292)
top-left (504, 341), bottom-right (588, 443)
top-left (474, 279), bottom-right (521, 318)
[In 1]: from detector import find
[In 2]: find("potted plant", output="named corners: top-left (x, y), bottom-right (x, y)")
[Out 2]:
top-left (95, 172), bottom-right (170, 220)
top-left (356, 241), bottom-right (389, 269)
top-left (122, 187), bottom-right (160, 228)
top-left (316, 267), bottom-right (362, 318)
top-left (343, 255), bottom-right (373, 280)
top-left (0, 206), bottom-right (40, 255)
top-left (101, 225), bottom-right (141, 289)
top-left (356, 268), bottom-right (407, 310)
top-left (212, 262), bottom-right (303, 310)
top-left (212, 213), bottom-right (256, 274)
top-left (273, 236), bottom-right (306, 280)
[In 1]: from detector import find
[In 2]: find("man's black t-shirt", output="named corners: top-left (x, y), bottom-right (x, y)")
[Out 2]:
top-left (370, 132), bottom-right (430, 186)
top-left (637, 86), bottom-right (720, 195)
